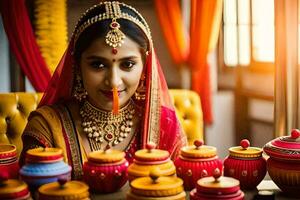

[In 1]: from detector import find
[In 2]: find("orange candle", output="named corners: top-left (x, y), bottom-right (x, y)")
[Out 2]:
top-left (113, 87), bottom-right (119, 115)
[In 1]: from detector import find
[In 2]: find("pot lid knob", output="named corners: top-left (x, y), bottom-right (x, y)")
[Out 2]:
top-left (149, 168), bottom-right (161, 184)
top-left (58, 177), bottom-right (68, 188)
top-left (146, 142), bottom-right (156, 153)
top-left (240, 139), bottom-right (250, 149)
top-left (213, 168), bottom-right (222, 182)
top-left (194, 140), bottom-right (203, 149)
top-left (291, 129), bottom-right (300, 139)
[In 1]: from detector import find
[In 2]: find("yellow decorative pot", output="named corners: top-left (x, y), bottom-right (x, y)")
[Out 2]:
top-left (128, 143), bottom-right (176, 181)
top-left (0, 173), bottom-right (32, 200)
top-left (38, 178), bottom-right (90, 200)
top-left (127, 168), bottom-right (186, 200)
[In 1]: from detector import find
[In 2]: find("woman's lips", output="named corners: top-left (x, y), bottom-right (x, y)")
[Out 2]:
top-left (101, 90), bottom-right (122, 99)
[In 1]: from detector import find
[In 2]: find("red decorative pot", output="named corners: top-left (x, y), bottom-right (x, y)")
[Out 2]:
top-left (224, 139), bottom-right (266, 189)
top-left (190, 168), bottom-right (244, 200)
top-left (263, 129), bottom-right (300, 196)
top-left (174, 140), bottom-right (223, 191)
top-left (0, 144), bottom-right (19, 179)
top-left (83, 148), bottom-right (128, 193)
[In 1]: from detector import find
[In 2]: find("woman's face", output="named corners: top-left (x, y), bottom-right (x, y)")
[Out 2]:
top-left (80, 36), bottom-right (144, 110)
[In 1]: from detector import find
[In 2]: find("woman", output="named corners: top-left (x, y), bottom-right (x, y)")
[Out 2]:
top-left (20, 1), bottom-right (187, 179)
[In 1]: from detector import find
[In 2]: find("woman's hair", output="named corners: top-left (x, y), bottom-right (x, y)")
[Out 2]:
top-left (73, 5), bottom-right (149, 63)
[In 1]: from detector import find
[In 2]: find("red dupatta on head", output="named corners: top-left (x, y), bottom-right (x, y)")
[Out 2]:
top-left (39, 1), bottom-right (186, 158)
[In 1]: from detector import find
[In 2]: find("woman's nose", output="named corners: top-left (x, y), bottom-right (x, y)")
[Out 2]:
top-left (107, 67), bottom-right (122, 88)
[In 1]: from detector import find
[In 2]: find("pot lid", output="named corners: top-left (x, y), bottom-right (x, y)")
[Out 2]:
top-left (196, 168), bottom-right (240, 195)
top-left (88, 145), bottom-right (125, 163)
top-left (38, 178), bottom-right (89, 200)
top-left (130, 168), bottom-right (184, 197)
top-left (0, 144), bottom-right (17, 159)
top-left (180, 140), bottom-right (217, 158)
top-left (229, 139), bottom-right (263, 158)
top-left (0, 172), bottom-right (30, 198)
top-left (264, 129), bottom-right (300, 161)
top-left (134, 143), bottom-right (170, 162)
top-left (26, 147), bottom-right (63, 163)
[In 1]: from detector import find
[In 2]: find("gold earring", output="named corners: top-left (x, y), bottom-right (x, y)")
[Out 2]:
top-left (73, 74), bottom-right (88, 102)
top-left (135, 74), bottom-right (146, 101)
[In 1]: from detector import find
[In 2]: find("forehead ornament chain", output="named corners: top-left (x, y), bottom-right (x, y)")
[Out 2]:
top-left (105, 18), bottom-right (125, 54)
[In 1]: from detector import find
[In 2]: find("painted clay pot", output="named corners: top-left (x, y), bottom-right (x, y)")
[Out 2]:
top-left (224, 139), bottom-right (266, 189)
top-left (263, 129), bottom-right (300, 196)
top-left (38, 177), bottom-right (89, 200)
top-left (128, 143), bottom-right (176, 182)
top-left (174, 140), bottom-right (223, 191)
top-left (190, 168), bottom-right (244, 200)
top-left (0, 171), bottom-right (32, 200)
top-left (19, 147), bottom-right (71, 190)
top-left (82, 147), bottom-right (128, 193)
top-left (127, 168), bottom-right (186, 200)
top-left (0, 144), bottom-right (19, 179)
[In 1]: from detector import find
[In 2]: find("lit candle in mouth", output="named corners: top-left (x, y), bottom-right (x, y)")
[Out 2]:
top-left (113, 86), bottom-right (119, 115)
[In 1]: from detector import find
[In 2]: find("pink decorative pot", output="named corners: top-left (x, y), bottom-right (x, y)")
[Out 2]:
top-left (224, 139), bottom-right (266, 189)
top-left (0, 144), bottom-right (19, 179)
top-left (190, 168), bottom-right (244, 200)
top-left (83, 148), bottom-right (128, 193)
top-left (174, 140), bottom-right (223, 190)
top-left (263, 129), bottom-right (300, 196)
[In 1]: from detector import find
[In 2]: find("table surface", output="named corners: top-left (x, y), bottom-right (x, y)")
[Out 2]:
top-left (90, 180), bottom-right (300, 200)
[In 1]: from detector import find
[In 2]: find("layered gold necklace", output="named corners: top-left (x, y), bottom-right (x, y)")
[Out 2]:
top-left (80, 99), bottom-right (135, 151)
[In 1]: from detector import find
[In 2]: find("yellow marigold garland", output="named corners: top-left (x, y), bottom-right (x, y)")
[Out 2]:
top-left (34, 0), bottom-right (67, 74)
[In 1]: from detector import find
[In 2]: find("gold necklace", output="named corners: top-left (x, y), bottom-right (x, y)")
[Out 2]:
top-left (80, 99), bottom-right (135, 151)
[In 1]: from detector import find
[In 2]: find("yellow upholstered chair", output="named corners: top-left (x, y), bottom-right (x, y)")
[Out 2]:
top-left (0, 93), bottom-right (42, 156)
top-left (0, 90), bottom-right (203, 155)
top-left (169, 89), bottom-right (203, 145)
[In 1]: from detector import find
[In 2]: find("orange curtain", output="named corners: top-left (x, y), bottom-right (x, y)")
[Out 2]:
top-left (189, 0), bottom-right (222, 124)
top-left (154, 0), bottom-right (188, 64)
top-left (155, 0), bottom-right (222, 124)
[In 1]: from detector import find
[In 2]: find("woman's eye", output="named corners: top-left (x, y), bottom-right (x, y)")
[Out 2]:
top-left (121, 61), bottom-right (136, 69)
top-left (90, 62), bottom-right (105, 69)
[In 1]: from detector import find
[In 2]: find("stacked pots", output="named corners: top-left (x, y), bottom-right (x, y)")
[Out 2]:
top-left (20, 147), bottom-right (71, 189)
top-left (224, 139), bottom-right (266, 189)
top-left (174, 140), bottom-right (223, 190)
top-left (82, 146), bottom-right (128, 193)
top-left (128, 143), bottom-right (176, 181)
top-left (263, 129), bottom-right (300, 196)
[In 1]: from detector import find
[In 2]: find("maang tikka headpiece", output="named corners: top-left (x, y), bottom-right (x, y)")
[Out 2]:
top-left (72, 1), bottom-right (152, 52)
top-left (106, 18), bottom-right (125, 54)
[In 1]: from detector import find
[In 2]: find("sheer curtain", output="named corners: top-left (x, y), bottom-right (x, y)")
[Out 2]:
top-left (274, 0), bottom-right (300, 136)
top-left (155, 0), bottom-right (223, 124)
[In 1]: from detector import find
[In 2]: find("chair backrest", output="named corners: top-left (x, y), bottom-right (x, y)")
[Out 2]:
top-left (0, 90), bottom-right (203, 155)
top-left (169, 89), bottom-right (203, 145)
top-left (0, 93), bottom-right (42, 155)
